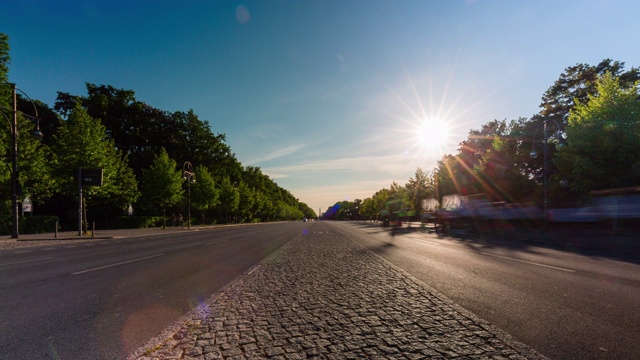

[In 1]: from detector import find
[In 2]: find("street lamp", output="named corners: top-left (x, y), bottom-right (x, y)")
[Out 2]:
top-left (1, 83), bottom-right (43, 239)
top-left (530, 119), bottom-right (563, 228)
top-left (182, 161), bottom-right (195, 229)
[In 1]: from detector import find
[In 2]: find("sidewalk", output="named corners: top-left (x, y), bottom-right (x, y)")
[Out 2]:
top-left (128, 226), bottom-right (546, 359)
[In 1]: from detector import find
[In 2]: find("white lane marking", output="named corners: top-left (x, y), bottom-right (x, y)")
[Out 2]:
top-left (71, 254), bottom-right (165, 275)
top-left (481, 252), bottom-right (576, 273)
top-left (0, 257), bottom-right (53, 267)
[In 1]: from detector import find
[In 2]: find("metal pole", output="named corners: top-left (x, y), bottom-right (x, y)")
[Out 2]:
top-left (10, 84), bottom-right (19, 239)
top-left (187, 178), bottom-right (191, 229)
top-left (78, 168), bottom-right (83, 236)
top-left (182, 162), bottom-right (194, 230)
top-left (543, 120), bottom-right (548, 229)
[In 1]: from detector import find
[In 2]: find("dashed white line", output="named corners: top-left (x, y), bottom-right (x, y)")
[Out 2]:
top-left (0, 257), bottom-right (53, 267)
top-left (481, 252), bottom-right (576, 273)
top-left (71, 254), bottom-right (165, 275)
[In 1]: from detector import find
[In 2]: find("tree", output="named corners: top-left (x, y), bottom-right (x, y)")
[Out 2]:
top-left (539, 59), bottom-right (640, 129)
top-left (51, 103), bottom-right (139, 229)
top-left (139, 148), bottom-right (183, 228)
top-left (473, 119), bottom-right (536, 203)
top-left (360, 197), bottom-right (376, 220)
top-left (297, 201), bottom-right (316, 219)
top-left (54, 84), bottom-right (240, 181)
top-left (236, 181), bottom-right (254, 222)
top-left (1, 33), bottom-right (58, 214)
top-left (190, 165), bottom-right (219, 225)
top-left (405, 168), bottom-right (435, 212)
top-left (371, 188), bottom-right (390, 217)
top-left (250, 189), bottom-right (266, 221)
top-left (554, 72), bottom-right (640, 193)
top-left (0, 33), bottom-right (9, 85)
top-left (218, 176), bottom-right (239, 224)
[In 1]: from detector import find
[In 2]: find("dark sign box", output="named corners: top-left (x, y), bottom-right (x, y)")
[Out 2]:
top-left (80, 168), bottom-right (104, 186)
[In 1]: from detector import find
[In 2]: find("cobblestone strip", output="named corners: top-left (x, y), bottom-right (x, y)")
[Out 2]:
top-left (130, 229), bottom-right (546, 359)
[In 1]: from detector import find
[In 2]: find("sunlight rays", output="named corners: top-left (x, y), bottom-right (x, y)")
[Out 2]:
top-left (371, 67), bottom-right (471, 167)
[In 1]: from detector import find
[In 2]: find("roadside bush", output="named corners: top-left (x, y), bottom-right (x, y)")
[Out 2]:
top-left (0, 215), bottom-right (59, 235)
top-left (114, 216), bottom-right (165, 229)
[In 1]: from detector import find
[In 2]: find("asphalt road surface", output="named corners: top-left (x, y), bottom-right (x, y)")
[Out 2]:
top-left (0, 222), bottom-right (304, 359)
top-left (332, 221), bottom-right (640, 360)
top-left (3, 221), bottom-right (638, 359)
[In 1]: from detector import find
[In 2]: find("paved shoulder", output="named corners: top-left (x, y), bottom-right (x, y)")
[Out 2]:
top-left (130, 226), bottom-right (545, 359)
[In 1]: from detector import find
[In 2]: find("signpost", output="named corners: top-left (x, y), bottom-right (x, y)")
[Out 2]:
top-left (22, 196), bottom-right (32, 215)
top-left (77, 168), bottom-right (104, 235)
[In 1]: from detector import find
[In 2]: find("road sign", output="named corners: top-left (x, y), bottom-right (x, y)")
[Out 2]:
top-left (22, 196), bottom-right (32, 212)
top-left (80, 168), bottom-right (104, 186)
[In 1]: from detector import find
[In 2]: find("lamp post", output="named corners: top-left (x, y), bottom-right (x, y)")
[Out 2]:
top-left (182, 161), bottom-right (195, 229)
top-left (530, 119), bottom-right (562, 228)
top-left (1, 83), bottom-right (43, 239)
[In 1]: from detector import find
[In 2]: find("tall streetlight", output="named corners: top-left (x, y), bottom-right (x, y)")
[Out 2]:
top-left (1, 83), bottom-right (43, 239)
top-left (182, 161), bottom-right (195, 229)
top-left (530, 119), bottom-right (563, 228)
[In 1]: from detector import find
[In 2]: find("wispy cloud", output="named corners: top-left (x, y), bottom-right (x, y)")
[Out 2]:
top-left (263, 153), bottom-right (434, 181)
top-left (245, 143), bottom-right (308, 165)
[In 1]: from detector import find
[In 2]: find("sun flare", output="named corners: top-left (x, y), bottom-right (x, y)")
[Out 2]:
top-left (416, 118), bottom-right (452, 150)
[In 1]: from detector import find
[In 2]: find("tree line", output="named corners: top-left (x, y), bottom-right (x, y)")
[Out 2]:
top-left (324, 59), bottom-right (640, 220)
top-left (0, 33), bottom-right (316, 231)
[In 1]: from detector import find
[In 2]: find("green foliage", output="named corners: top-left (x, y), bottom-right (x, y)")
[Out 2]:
top-left (51, 103), bottom-right (140, 206)
top-left (0, 33), bottom-right (9, 85)
top-left (16, 121), bottom-right (57, 205)
top-left (555, 72), bottom-right (640, 192)
top-left (190, 165), bottom-right (219, 224)
top-left (297, 201), bottom-right (316, 219)
top-left (1, 33), bottom-right (311, 226)
top-left (139, 148), bottom-right (184, 213)
top-left (1, 34), bottom-right (58, 209)
top-left (539, 59), bottom-right (639, 128)
top-left (54, 84), bottom-right (240, 180)
top-left (274, 200), bottom-right (304, 220)
top-left (236, 181), bottom-right (254, 222)
top-left (0, 215), bottom-right (58, 235)
top-left (114, 216), bottom-right (165, 229)
top-left (405, 168), bottom-right (435, 211)
top-left (218, 176), bottom-right (239, 222)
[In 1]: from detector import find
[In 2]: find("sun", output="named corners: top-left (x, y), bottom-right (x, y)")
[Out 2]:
top-left (416, 117), bottom-right (452, 150)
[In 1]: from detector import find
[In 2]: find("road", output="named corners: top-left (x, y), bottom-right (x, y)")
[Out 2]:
top-left (332, 221), bottom-right (640, 360)
top-left (3, 221), bottom-right (638, 359)
top-left (0, 223), bottom-right (304, 359)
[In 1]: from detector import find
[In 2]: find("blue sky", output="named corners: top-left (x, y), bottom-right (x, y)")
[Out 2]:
top-left (3, 0), bottom-right (639, 214)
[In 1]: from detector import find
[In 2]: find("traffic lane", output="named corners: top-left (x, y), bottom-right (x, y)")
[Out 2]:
top-left (0, 224), bottom-right (304, 359)
top-left (335, 222), bottom-right (640, 360)
top-left (397, 236), bottom-right (639, 360)
top-left (0, 223), bottom-right (295, 288)
top-left (0, 222), bottom-right (306, 359)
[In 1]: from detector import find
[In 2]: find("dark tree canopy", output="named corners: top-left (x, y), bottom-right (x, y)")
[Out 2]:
top-left (54, 84), bottom-right (240, 179)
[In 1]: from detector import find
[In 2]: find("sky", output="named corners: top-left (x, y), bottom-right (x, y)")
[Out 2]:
top-left (3, 0), bottom-right (640, 215)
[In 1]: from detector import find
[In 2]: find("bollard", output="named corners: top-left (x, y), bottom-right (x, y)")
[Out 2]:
top-left (55, 222), bottom-right (58, 238)
top-left (92, 222), bottom-right (95, 238)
